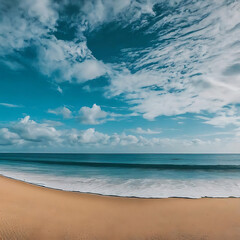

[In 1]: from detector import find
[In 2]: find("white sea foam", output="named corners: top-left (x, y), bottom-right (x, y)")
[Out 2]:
top-left (1, 168), bottom-right (240, 198)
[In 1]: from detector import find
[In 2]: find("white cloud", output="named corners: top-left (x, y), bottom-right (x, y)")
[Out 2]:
top-left (199, 107), bottom-right (240, 128)
top-left (0, 0), bottom-right (173, 85)
top-left (67, 128), bottom-right (110, 145)
top-left (47, 104), bottom-right (135, 123)
top-left (0, 128), bottom-right (20, 146)
top-left (0, 0), bottom-right (58, 55)
top-left (2, 0), bottom-right (240, 127)
top-left (37, 38), bottom-right (108, 83)
top-left (0, 59), bottom-right (24, 70)
top-left (57, 86), bottom-right (63, 94)
top-left (42, 120), bottom-right (63, 127)
top-left (110, 133), bottom-right (139, 146)
top-left (10, 116), bottom-right (61, 143)
top-left (133, 127), bottom-right (161, 135)
top-left (0, 0), bottom-right (108, 83)
top-left (0, 103), bottom-right (22, 108)
top-left (48, 106), bottom-right (72, 119)
top-left (75, 59), bottom-right (107, 81)
top-left (78, 0), bottom-right (158, 31)
top-left (235, 128), bottom-right (240, 137)
top-left (172, 116), bottom-right (187, 121)
top-left (105, 0), bottom-right (240, 121)
top-left (21, 0), bottom-right (58, 26)
top-left (0, 116), bottom-right (239, 152)
top-left (78, 104), bottom-right (108, 124)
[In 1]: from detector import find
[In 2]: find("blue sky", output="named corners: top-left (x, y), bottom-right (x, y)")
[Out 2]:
top-left (0, 0), bottom-right (240, 153)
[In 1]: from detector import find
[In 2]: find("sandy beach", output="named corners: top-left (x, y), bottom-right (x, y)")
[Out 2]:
top-left (0, 175), bottom-right (239, 240)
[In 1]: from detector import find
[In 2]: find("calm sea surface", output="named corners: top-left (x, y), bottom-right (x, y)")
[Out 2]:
top-left (0, 153), bottom-right (240, 198)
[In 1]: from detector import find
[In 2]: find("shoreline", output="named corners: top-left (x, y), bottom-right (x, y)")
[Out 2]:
top-left (2, 152), bottom-right (240, 154)
top-left (1, 175), bottom-right (240, 239)
top-left (1, 173), bottom-right (239, 200)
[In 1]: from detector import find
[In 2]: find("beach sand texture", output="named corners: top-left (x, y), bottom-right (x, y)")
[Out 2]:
top-left (0, 175), bottom-right (240, 240)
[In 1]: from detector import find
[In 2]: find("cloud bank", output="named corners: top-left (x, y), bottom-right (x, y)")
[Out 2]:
top-left (0, 116), bottom-right (239, 153)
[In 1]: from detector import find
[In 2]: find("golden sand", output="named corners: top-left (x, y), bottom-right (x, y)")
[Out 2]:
top-left (0, 175), bottom-right (240, 240)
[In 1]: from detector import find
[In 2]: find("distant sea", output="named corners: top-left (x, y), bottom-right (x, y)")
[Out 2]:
top-left (0, 153), bottom-right (240, 198)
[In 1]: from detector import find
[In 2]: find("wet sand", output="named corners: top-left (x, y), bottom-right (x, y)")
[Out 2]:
top-left (0, 175), bottom-right (240, 240)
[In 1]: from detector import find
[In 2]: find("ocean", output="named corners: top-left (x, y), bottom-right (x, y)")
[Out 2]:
top-left (0, 153), bottom-right (240, 198)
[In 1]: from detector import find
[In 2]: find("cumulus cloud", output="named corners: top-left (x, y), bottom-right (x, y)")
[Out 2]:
top-left (0, 128), bottom-right (20, 146)
top-left (48, 106), bottom-right (72, 119)
top-left (0, 0), bottom-right (108, 83)
top-left (67, 128), bottom-right (110, 145)
top-left (78, 104), bottom-right (108, 124)
top-left (9, 116), bottom-right (61, 143)
top-left (0, 116), bottom-right (146, 148)
top-left (0, 0), bottom-right (58, 55)
top-left (0, 116), bottom-right (239, 152)
top-left (110, 133), bottom-right (139, 146)
top-left (37, 38), bottom-right (108, 83)
top-left (47, 104), bottom-right (135, 123)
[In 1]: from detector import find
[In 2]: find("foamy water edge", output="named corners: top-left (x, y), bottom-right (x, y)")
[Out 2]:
top-left (1, 169), bottom-right (240, 199)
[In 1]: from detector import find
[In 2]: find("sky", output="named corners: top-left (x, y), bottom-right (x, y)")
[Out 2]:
top-left (0, 0), bottom-right (240, 153)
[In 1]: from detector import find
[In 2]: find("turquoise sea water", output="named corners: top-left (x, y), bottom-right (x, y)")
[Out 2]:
top-left (0, 153), bottom-right (240, 198)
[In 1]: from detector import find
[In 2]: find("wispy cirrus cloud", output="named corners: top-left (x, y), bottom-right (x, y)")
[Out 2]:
top-left (0, 103), bottom-right (22, 108)
top-left (132, 127), bottom-right (161, 135)
top-left (105, 0), bottom-right (240, 120)
top-left (199, 107), bottom-right (240, 128)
